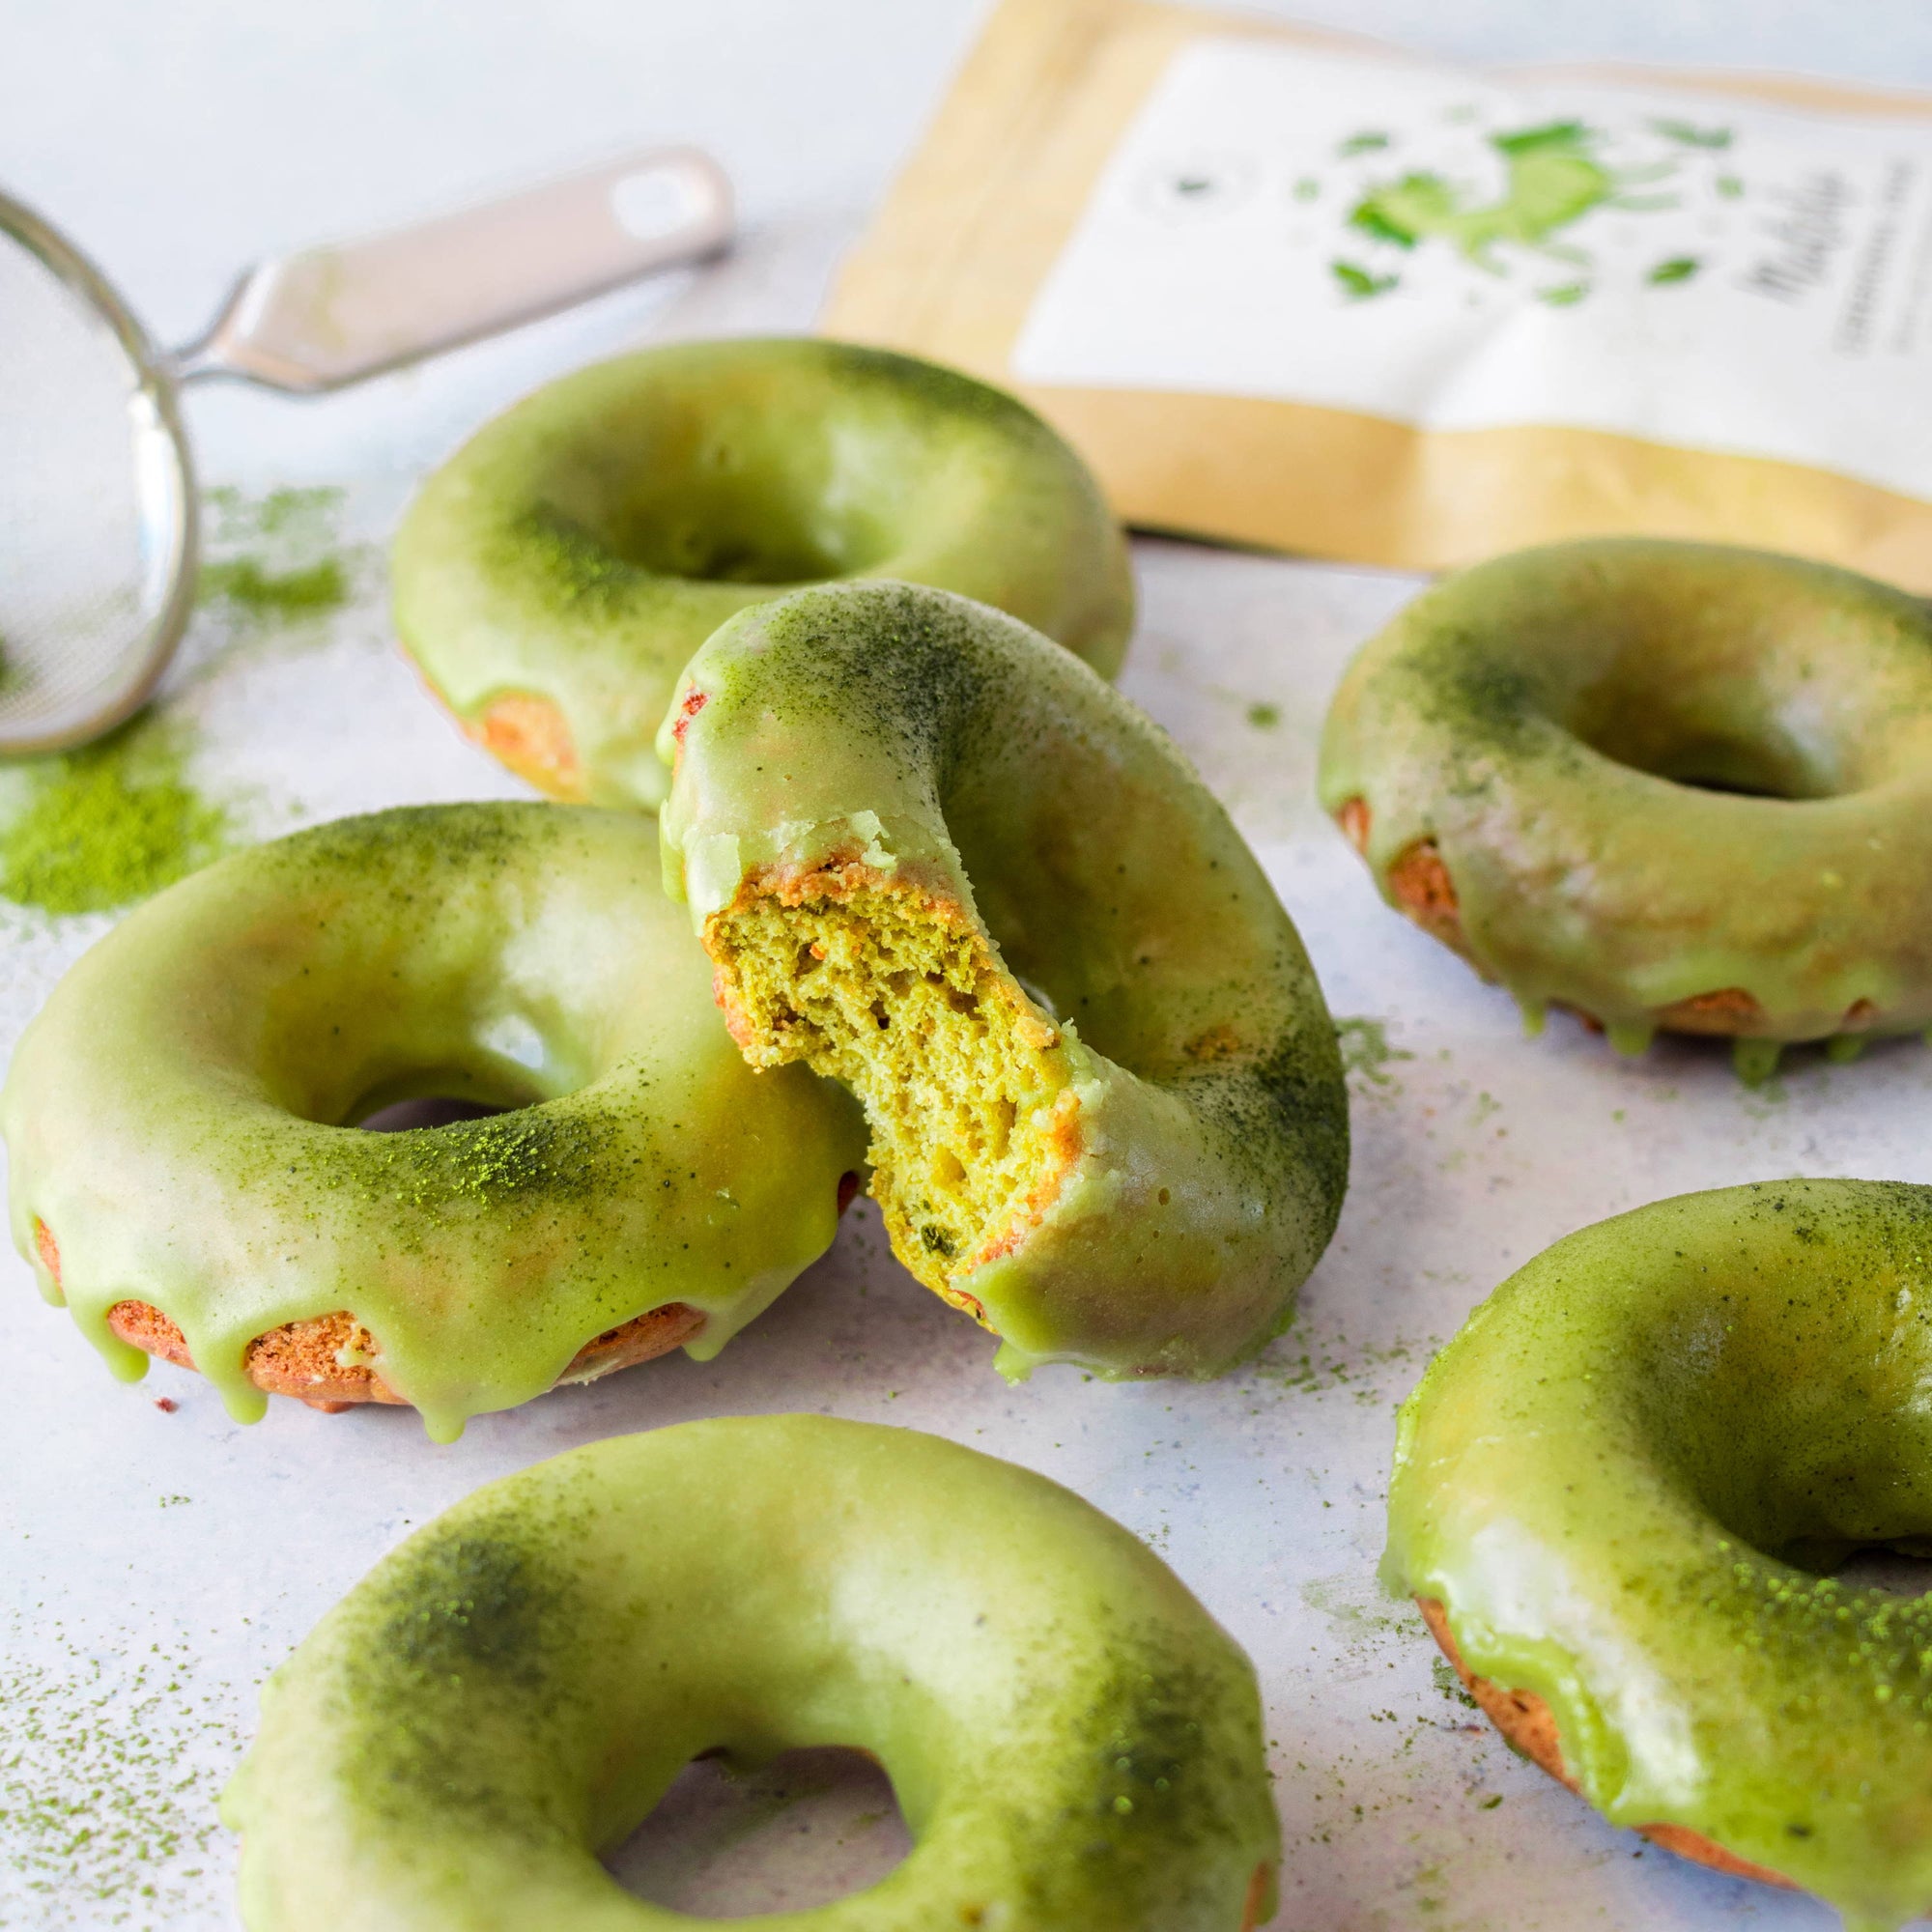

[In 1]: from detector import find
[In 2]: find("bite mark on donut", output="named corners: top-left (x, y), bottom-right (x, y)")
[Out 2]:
top-left (1417, 1599), bottom-right (1795, 1891)
top-left (103, 1298), bottom-right (703, 1415)
top-left (698, 854), bottom-right (1081, 1316)
top-left (467, 694), bottom-right (585, 801)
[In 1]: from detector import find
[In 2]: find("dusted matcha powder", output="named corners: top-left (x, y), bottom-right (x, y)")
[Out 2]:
top-left (0, 724), bottom-right (230, 916)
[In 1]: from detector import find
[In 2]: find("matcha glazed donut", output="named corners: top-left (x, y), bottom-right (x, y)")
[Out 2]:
top-left (1384, 1180), bottom-right (1932, 1931)
top-left (1320, 539), bottom-right (1932, 1082)
top-left (223, 1415), bottom-right (1280, 1931)
top-left (393, 337), bottom-right (1134, 808)
top-left (661, 581), bottom-right (1348, 1380)
top-left (2, 803), bottom-right (864, 1441)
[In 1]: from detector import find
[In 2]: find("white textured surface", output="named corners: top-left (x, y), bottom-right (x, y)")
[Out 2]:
top-left (5, 5), bottom-right (1932, 1929)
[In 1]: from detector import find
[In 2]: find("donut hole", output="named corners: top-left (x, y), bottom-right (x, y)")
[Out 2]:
top-left (1573, 713), bottom-right (1840, 802)
top-left (530, 419), bottom-right (902, 589)
top-left (611, 507), bottom-right (860, 586)
top-left (339, 1061), bottom-right (549, 1132)
top-left (355, 1094), bottom-right (512, 1132)
top-left (1829, 1547), bottom-right (1932, 1599)
top-left (605, 1745), bottom-right (910, 1915)
top-left (1629, 1285), bottom-right (1932, 1577)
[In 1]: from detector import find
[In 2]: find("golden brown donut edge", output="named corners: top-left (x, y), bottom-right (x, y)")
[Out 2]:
top-left (36, 1216), bottom-right (702, 1415)
top-left (1336, 800), bottom-right (1883, 1041)
top-left (1418, 1598), bottom-right (1794, 1891)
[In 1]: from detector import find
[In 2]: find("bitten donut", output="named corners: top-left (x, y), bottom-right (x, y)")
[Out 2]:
top-left (2, 803), bottom-right (864, 1441)
top-left (660, 581), bottom-right (1348, 1381)
top-left (1384, 1180), bottom-right (1932, 1930)
top-left (223, 1414), bottom-right (1281, 1932)
top-left (1319, 540), bottom-right (1932, 1083)
top-left (393, 337), bottom-right (1135, 809)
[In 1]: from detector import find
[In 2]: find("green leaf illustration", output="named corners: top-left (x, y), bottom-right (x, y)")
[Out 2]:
top-left (1349, 200), bottom-right (1419, 246)
top-left (1716, 174), bottom-right (1744, 199)
top-left (1537, 282), bottom-right (1589, 306)
top-left (1650, 117), bottom-right (1732, 149)
top-left (1332, 259), bottom-right (1399, 300)
top-left (1492, 119), bottom-right (1592, 156)
top-left (1338, 130), bottom-right (1392, 156)
top-left (1648, 256), bottom-right (1701, 285)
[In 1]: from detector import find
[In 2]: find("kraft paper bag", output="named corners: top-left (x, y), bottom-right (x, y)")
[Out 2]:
top-left (825, 0), bottom-right (1932, 583)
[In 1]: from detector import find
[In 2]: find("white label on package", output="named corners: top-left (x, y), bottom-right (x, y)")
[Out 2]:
top-left (1012, 38), bottom-right (1932, 498)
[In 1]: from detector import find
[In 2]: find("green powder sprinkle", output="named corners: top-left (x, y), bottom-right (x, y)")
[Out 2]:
top-left (197, 485), bottom-right (354, 630)
top-left (205, 484), bottom-right (343, 546)
top-left (0, 1620), bottom-right (242, 1927)
top-left (197, 554), bottom-right (347, 619)
top-left (0, 722), bottom-right (230, 915)
top-left (1431, 1658), bottom-right (1477, 1710)
top-left (1245, 702), bottom-right (1282, 729)
top-left (1335, 1015), bottom-right (1414, 1091)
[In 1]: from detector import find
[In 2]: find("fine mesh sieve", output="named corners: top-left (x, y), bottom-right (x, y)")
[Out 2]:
top-left (0, 149), bottom-right (733, 754)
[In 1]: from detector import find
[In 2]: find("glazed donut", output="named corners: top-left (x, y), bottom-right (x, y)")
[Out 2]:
top-left (3, 803), bottom-right (864, 1440)
top-left (660, 581), bottom-right (1348, 1380)
top-left (1383, 1179), bottom-right (1932, 1928)
top-left (222, 1414), bottom-right (1281, 1931)
top-left (1319, 539), bottom-right (1932, 1082)
top-left (392, 337), bottom-right (1135, 809)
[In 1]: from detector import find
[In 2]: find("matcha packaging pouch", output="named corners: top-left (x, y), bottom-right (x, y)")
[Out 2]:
top-left (825, 0), bottom-right (1932, 584)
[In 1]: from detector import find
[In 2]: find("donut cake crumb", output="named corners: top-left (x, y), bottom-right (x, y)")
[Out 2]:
top-left (707, 860), bottom-right (1079, 1316)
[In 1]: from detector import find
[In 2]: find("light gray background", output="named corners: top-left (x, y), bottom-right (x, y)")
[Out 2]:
top-left (5, 4), bottom-right (1932, 1928)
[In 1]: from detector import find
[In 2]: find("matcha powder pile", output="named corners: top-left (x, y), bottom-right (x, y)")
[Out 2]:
top-left (0, 725), bottom-right (230, 917)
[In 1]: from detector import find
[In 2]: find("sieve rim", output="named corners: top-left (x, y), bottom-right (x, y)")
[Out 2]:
top-left (0, 186), bottom-right (199, 755)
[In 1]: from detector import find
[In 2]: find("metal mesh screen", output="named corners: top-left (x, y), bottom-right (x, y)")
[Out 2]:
top-left (0, 226), bottom-right (183, 740)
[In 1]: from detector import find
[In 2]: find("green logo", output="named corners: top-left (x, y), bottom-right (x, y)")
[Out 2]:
top-left (1327, 116), bottom-right (1728, 302)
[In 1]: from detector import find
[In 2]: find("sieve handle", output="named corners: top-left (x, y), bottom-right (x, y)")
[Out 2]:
top-left (168, 148), bottom-right (732, 393)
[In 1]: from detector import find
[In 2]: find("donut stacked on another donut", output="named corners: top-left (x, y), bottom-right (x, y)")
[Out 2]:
top-left (660, 580), bottom-right (1348, 1380)
top-left (223, 1414), bottom-right (1281, 1932)
top-left (1320, 538), bottom-right (1932, 1081)
top-left (393, 337), bottom-right (1135, 808)
top-left (2, 803), bottom-right (865, 1440)
top-left (1385, 1180), bottom-right (1932, 1929)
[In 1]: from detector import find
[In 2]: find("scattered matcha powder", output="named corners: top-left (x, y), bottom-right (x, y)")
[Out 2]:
top-left (196, 554), bottom-right (347, 619)
top-left (0, 1623), bottom-right (242, 1927)
top-left (1254, 1311), bottom-right (1437, 1402)
top-left (0, 482), bottom-right (362, 916)
top-left (198, 486), bottom-right (352, 624)
top-left (1335, 1015), bottom-right (1415, 1091)
top-left (1245, 701), bottom-right (1282, 729)
top-left (1431, 1658), bottom-right (1478, 1710)
top-left (0, 721), bottom-right (230, 915)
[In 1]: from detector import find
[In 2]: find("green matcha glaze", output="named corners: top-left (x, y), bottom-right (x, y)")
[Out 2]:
top-left (393, 338), bottom-right (1134, 809)
top-left (1383, 1179), bottom-right (1932, 1931)
top-left (222, 1414), bottom-right (1279, 1931)
top-left (1319, 541), bottom-right (1932, 1071)
top-left (2, 803), bottom-right (864, 1440)
top-left (661, 582), bottom-right (1348, 1381)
